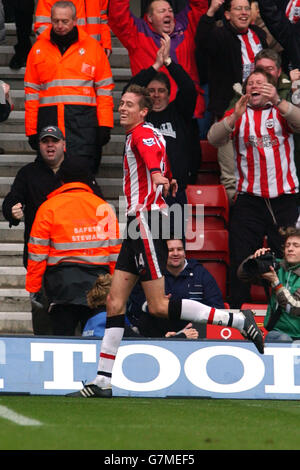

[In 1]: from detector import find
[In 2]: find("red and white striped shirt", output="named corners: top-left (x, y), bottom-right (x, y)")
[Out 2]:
top-left (238, 29), bottom-right (263, 81)
top-left (224, 105), bottom-right (299, 198)
top-left (286, 0), bottom-right (300, 23)
top-left (123, 122), bottom-right (172, 216)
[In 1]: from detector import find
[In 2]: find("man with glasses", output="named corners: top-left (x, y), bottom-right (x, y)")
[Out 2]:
top-left (195, 0), bottom-right (268, 121)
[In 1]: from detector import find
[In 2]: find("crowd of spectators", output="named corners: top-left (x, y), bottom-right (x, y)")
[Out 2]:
top-left (2, 0), bottom-right (300, 344)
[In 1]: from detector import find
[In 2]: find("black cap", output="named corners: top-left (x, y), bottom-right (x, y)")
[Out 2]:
top-left (58, 156), bottom-right (93, 184)
top-left (39, 125), bottom-right (64, 141)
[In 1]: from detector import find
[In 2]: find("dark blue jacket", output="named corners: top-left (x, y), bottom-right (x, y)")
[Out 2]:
top-left (126, 259), bottom-right (224, 337)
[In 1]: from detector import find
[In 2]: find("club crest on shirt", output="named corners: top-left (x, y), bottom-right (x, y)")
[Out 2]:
top-left (265, 119), bottom-right (274, 129)
top-left (142, 137), bottom-right (155, 147)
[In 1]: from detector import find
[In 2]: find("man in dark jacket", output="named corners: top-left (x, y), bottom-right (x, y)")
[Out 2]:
top-left (2, 124), bottom-right (102, 334)
top-left (258, 0), bottom-right (300, 73)
top-left (2, 125), bottom-right (66, 269)
top-left (126, 238), bottom-right (225, 338)
top-left (2, 125), bottom-right (65, 334)
top-left (196, 0), bottom-right (268, 120)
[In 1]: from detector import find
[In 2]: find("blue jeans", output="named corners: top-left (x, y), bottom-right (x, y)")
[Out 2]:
top-left (264, 330), bottom-right (293, 343)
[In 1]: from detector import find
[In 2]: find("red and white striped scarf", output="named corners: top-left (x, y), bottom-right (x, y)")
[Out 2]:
top-left (238, 29), bottom-right (263, 81)
top-left (286, 0), bottom-right (300, 23)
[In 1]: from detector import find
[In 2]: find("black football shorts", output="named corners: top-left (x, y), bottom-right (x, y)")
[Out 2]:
top-left (115, 211), bottom-right (169, 282)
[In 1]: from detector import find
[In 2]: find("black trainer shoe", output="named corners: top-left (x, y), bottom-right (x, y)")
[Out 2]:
top-left (240, 309), bottom-right (264, 354)
top-left (9, 54), bottom-right (27, 70)
top-left (66, 383), bottom-right (112, 398)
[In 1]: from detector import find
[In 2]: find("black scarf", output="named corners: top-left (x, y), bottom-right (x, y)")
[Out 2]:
top-left (50, 26), bottom-right (79, 55)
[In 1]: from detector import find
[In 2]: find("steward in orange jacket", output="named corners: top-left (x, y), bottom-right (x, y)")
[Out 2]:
top-left (25, 2), bottom-right (114, 173)
top-left (85, 0), bottom-right (111, 54)
top-left (34, 0), bottom-right (111, 53)
top-left (25, 181), bottom-right (121, 307)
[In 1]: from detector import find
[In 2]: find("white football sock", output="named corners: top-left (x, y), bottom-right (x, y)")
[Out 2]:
top-left (93, 326), bottom-right (124, 387)
top-left (180, 299), bottom-right (245, 331)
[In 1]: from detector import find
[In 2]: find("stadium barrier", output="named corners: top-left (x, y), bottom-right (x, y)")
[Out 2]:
top-left (1, 336), bottom-right (300, 399)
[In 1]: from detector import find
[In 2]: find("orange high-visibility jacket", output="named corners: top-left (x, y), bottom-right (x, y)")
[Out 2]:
top-left (24, 25), bottom-right (114, 137)
top-left (34, 0), bottom-right (87, 36)
top-left (26, 182), bottom-right (121, 294)
top-left (85, 0), bottom-right (111, 52)
top-left (34, 0), bottom-right (111, 51)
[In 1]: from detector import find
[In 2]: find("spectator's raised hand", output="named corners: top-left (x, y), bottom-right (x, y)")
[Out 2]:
top-left (161, 32), bottom-right (171, 62)
top-left (234, 93), bottom-right (249, 118)
top-left (153, 33), bottom-right (171, 71)
top-left (290, 68), bottom-right (300, 85)
top-left (261, 82), bottom-right (278, 105)
top-left (207, 0), bottom-right (225, 16)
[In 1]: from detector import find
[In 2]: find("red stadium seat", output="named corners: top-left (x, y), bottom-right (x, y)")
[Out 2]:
top-left (197, 140), bottom-right (220, 185)
top-left (200, 140), bottom-right (218, 164)
top-left (200, 259), bottom-right (228, 300)
top-left (241, 303), bottom-right (268, 311)
top-left (250, 284), bottom-right (270, 303)
top-left (196, 172), bottom-right (220, 185)
top-left (186, 228), bottom-right (229, 261)
top-left (186, 184), bottom-right (229, 230)
top-left (186, 229), bottom-right (230, 299)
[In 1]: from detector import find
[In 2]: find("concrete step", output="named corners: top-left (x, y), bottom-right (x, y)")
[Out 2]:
top-left (0, 65), bottom-right (131, 85)
top-left (0, 311), bottom-right (33, 334)
top-left (0, 23), bottom-right (131, 331)
top-left (0, 132), bottom-right (125, 154)
top-left (0, 155), bottom-right (122, 178)
top-left (0, 243), bottom-right (24, 265)
top-left (3, 22), bottom-right (123, 46)
top-left (2, 89), bottom-right (123, 115)
top-left (0, 220), bottom-right (24, 241)
top-left (0, 254), bottom-right (23, 266)
top-left (0, 117), bottom-right (123, 136)
top-left (7, 90), bottom-right (25, 109)
top-left (1, 106), bottom-right (123, 131)
top-left (109, 48), bottom-right (130, 68)
top-left (0, 288), bottom-right (30, 312)
top-left (97, 177), bottom-right (123, 199)
top-left (0, 66), bottom-right (26, 88)
top-left (0, 45), bottom-right (130, 67)
top-left (0, 153), bottom-right (123, 177)
top-left (0, 176), bottom-right (122, 199)
top-left (0, 45), bottom-right (15, 65)
top-left (0, 154), bottom-right (35, 164)
top-left (0, 266), bottom-right (26, 287)
top-left (0, 154), bottom-right (35, 177)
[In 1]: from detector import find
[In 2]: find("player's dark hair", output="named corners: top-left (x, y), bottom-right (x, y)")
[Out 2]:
top-left (125, 84), bottom-right (153, 113)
